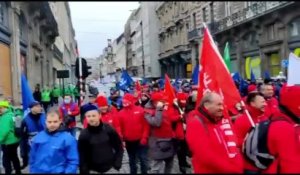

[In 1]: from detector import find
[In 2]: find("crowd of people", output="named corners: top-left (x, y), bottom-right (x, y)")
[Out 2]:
top-left (0, 76), bottom-right (300, 174)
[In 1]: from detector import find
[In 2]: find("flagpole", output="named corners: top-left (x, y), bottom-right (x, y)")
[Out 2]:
top-left (240, 101), bottom-right (255, 127)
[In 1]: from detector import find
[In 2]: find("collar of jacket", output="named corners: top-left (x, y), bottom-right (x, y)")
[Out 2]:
top-left (197, 106), bottom-right (218, 124)
top-left (46, 124), bottom-right (67, 135)
top-left (247, 105), bottom-right (264, 120)
top-left (87, 121), bottom-right (104, 133)
top-left (279, 104), bottom-right (300, 124)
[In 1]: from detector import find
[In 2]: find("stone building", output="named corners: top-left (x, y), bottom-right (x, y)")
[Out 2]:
top-left (124, 2), bottom-right (161, 79)
top-left (0, 2), bottom-right (59, 103)
top-left (0, 2), bottom-right (76, 104)
top-left (156, 2), bottom-right (192, 78)
top-left (49, 2), bottom-right (77, 85)
top-left (211, 1), bottom-right (299, 79)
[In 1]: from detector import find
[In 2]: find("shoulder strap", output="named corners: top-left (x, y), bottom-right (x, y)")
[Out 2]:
top-left (194, 115), bottom-right (208, 133)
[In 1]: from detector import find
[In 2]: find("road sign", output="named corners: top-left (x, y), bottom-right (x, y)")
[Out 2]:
top-left (281, 59), bottom-right (289, 68)
top-left (57, 70), bottom-right (70, 78)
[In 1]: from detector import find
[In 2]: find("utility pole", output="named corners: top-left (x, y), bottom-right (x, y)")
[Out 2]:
top-left (140, 21), bottom-right (145, 78)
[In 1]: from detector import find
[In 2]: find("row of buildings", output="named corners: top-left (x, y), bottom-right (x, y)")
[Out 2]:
top-left (99, 1), bottom-right (300, 81)
top-left (0, 2), bottom-right (77, 104)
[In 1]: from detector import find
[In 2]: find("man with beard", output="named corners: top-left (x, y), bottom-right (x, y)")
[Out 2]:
top-left (20, 101), bottom-right (46, 170)
top-left (78, 104), bottom-right (123, 174)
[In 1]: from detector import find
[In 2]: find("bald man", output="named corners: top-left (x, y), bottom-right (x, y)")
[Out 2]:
top-left (186, 92), bottom-right (243, 173)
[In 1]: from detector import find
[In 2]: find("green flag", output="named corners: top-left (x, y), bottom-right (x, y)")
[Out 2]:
top-left (223, 42), bottom-right (231, 72)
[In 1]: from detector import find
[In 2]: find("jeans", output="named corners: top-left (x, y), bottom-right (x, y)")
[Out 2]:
top-left (2, 143), bottom-right (21, 174)
top-left (125, 140), bottom-right (148, 174)
top-left (0, 145), bottom-right (2, 173)
top-left (176, 139), bottom-right (189, 173)
top-left (150, 156), bottom-right (174, 174)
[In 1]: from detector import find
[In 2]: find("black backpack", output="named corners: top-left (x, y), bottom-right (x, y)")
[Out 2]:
top-left (242, 117), bottom-right (290, 170)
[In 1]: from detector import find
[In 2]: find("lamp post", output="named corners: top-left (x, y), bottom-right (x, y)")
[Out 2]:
top-left (140, 22), bottom-right (145, 78)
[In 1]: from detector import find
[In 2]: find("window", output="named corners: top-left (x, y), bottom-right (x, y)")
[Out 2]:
top-left (202, 8), bottom-right (207, 22)
top-left (267, 23), bottom-right (275, 40)
top-left (288, 17), bottom-right (300, 37)
top-left (231, 59), bottom-right (238, 73)
top-left (19, 13), bottom-right (27, 41)
top-left (269, 53), bottom-right (280, 76)
top-left (0, 2), bottom-right (8, 27)
top-left (193, 13), bottom-right (196, 29)
top-left (225, 2), bottom-right (231, 17)
top-left (210, 2), bottom-right (214, 22)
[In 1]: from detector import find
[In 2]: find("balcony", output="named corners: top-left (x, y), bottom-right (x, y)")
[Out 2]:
top-left (188, 28), bottom-right (200, 41)
top-left (214, 1), bottom-right (294, 34)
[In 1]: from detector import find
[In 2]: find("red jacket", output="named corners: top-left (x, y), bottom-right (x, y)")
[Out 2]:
top-left (118, 105), bottom-right (150, 142)
top-left (186, 109), bottom-right (243, 173)
top-left (234, 106), bottom-right (268, 147)
top-left (168, 106), bottom-right (185, 140)
top-left (83, 107), bottom-right (122, 138)
top-left (59, 102), bottom-right (80, 128)
top-left (145, 105), bottom-right (181, 139)
top-left (234, 106), bottom-right (300, 173)
top-left (264, 97), bottom-right (279, 117)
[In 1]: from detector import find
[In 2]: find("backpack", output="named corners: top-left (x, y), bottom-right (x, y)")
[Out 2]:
top-left (242, 117), bottom-right (292, 170)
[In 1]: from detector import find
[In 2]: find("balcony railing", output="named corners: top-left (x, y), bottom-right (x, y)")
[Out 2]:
top-left (214, 1), bottom-right (293, 34)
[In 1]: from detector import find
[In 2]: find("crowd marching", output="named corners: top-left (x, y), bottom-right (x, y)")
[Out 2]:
top-left (1, 26), bottom-right (300, 174)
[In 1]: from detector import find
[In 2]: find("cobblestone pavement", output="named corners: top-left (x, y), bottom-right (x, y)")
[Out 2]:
top-left (1, 115), bottom-right (193, 174)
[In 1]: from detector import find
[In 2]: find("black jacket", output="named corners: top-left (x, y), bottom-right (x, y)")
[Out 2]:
top-left (33, 91), bottom-right (41, 102)
top-left (78, 122), bottom-right (123, 173)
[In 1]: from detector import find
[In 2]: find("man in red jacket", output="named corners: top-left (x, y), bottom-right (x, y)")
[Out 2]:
top-left (186, 92), bottom-right (243, 173)
top-left (260, 83), bottom-right (279, 116)
top-left (173, 92), bottom-right (190, 173)
top-left (118, 93), bottom-right (150, 174)
top-left (144, 92), bottom-right (181, 174)
top-left (59, 94), bottom-right (80, 137)
top-left (236, 88), bottom-right (300, 173)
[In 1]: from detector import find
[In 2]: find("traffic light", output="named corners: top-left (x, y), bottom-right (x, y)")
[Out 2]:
top-left (75, 57), bottom-right (92, 79)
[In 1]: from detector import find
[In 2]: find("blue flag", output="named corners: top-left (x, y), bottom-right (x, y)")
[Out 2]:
top-left (264, 70), bottom-right (271, 79)
top-left (251, 69), bottom-right (256, 82)
top-left (21, 73), bottom-right (35, 111)
top-left (239, 78), bottom-right (249, 97)
top-left (158, 78), bottom-right (165, 89)
top-left (192, 64), bottom-right (199, 85)
top-left (232, 72), bottom-right (241, 82)
top-left (117, 70), bottom-right (134, 91)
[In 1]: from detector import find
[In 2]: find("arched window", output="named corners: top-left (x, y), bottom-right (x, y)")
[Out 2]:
top-left (288, 17), bottom-right (300, 37)
top-left (0, 2), bottom-right (8, 27)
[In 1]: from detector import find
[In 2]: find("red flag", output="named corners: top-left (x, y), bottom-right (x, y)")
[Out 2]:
top-left (135, 80), bottom-right (142, 92)
top-left (196, 26), bottom-right (241, 110)
top-left (164, 74), bottom-right (176, 105)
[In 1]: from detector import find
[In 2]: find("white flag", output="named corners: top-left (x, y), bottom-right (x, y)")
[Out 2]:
top-left (287, 53), bottom-right (300, 86)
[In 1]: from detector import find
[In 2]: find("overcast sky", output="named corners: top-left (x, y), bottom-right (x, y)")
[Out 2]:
top-left (69, 2), bottom-right (140, 58)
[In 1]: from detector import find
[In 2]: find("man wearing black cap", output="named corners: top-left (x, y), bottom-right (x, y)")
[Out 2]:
top-left (19, 101), bottom-right (46, 169)
top-left (79, 92), bottom-right (98, 125)
top-left (78, 104), bottom-right (123, 174)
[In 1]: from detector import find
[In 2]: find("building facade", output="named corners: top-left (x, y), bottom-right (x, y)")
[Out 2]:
top-left (0, 2), bottom-right (59, 104)
top-left (49, 2), bottom-right (77, 85)
top-left (124, 2), bottom-right (161, 79)
top-left (156, 2), bottom-right (192, 79)
top-left (212, 1), bottom-right (300, 79)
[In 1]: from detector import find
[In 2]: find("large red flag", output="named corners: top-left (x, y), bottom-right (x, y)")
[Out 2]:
top-left (164, 74), bottom-right (176, 105)
top-left (196, 26), bottom-right (241, 110)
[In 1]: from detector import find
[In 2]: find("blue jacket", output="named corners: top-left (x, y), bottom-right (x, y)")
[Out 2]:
top-left (20, 112), bottom-right (46, 158)
top-left (29, 128), bottom-right (79, 173)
